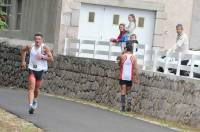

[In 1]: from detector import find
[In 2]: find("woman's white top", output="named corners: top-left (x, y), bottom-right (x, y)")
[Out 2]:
top-left (126, 22), bottom-right (136, 36)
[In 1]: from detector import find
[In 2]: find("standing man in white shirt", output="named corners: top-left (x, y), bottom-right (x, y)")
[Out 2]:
top-left (173, 24), bottom-right (189, 53)
top-left (126, 14), bottom-right (136, 37)
top-left (171, 24), bottom-right (189, 75)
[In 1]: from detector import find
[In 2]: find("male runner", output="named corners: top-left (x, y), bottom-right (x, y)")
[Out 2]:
top-left (20, 33), bottom-right (53, 114)
top-left (118, 44), bottom-right (139, 112)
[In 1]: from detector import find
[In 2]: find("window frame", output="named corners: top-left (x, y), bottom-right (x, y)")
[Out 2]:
top-left (0, 0), bottom-right (12, 29)
top-left (0, 0), bottom-right (23, 30)
top-left (138, 17), bottom-right (145, 28)
top-left (113, 14), bottom-right (120, 25)
top-left (15, 0), bottom-right (23, 30)
top-left (88, 11), bottom-right (95, 23)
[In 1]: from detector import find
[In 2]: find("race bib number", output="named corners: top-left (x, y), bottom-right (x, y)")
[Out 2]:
top-left (33, 64), bottom-right (37, 68)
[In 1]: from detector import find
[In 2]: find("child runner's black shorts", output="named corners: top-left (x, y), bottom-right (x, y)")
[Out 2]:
top-left (119, 80), bottom-right (133, 87)
top-left (28, 69), bottom-right (44, 81)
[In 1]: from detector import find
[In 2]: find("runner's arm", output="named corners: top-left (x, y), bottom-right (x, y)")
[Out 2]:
top-left (20, 45), bottom-right (31, 69)
top-left (43, 46), bottom-right (53, 62)
top-left (118, 54), bottom-right (123, 66)
top-left (21, 45), bottom-right (30, 62)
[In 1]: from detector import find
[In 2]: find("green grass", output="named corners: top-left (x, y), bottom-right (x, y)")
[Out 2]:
top-left (0, 108), bottom-right (43, 132)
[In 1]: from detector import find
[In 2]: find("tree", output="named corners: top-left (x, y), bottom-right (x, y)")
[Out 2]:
top-left (0, 0), bottom-right (7, 30)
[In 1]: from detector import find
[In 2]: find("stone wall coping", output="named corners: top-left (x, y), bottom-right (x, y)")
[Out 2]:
top-left (0, 37), bottom-right (53, 48)
top-left (79, 0), bottom-right (165, 11)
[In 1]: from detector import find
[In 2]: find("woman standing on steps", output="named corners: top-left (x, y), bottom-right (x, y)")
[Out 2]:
top-left (126, 14), bottom-right (136, 37)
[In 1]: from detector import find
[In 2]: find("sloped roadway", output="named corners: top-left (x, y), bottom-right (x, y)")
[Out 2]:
top-left (0, 88), bottom-right (177, 132)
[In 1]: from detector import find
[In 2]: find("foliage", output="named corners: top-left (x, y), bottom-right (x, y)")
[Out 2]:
top-left (0, 0), bottom-right (7, 30)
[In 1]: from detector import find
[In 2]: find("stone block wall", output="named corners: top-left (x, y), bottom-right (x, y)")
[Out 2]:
top-left (0, 42), bottom-right (200, 128)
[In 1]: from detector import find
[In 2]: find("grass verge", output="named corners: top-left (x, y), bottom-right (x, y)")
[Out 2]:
top-left (0, 108), bottom-right (43, 132)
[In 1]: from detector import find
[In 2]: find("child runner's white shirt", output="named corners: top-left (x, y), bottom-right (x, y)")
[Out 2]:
top-left (119, 53), bottom-right (134, 81)
top-left (28, 43), bottom-right (48, 71)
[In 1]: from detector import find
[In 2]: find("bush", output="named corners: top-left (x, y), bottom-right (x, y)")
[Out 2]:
top-left (0, 0), bottom-right (7, 30)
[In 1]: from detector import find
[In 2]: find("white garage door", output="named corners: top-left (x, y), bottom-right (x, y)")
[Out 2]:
top-left (78, 3), bottom-right (156, 49)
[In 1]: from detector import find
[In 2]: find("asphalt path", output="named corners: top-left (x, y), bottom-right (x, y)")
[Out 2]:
top-left (0, 88), bottom-right (176, 132)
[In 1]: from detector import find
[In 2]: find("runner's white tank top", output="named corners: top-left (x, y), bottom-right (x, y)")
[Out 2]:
top-left (28, 43), bottom-right (48, 71)
top-left (119, 53), bottom-right (134, 81)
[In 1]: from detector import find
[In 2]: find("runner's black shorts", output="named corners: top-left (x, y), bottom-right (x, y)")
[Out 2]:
top-left (119, 80), bottom-right (133, 87)
top-left (28, 69), bottom-right (44, 81)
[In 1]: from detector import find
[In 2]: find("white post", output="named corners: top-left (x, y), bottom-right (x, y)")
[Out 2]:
top-left (78, 40), bottom-right (81, 57)
top-left (153, 49), bottom-right (158, 72)
top-left (142, 49), bottom-right (146, 70)
top-left (189, 55), bottom-right (194, 78)
top-left (164, 52), bottom-right (169, 74)
top-left (176, 53), bottom-right (182, 76)
top-left (142, 45), bottom-right (146, 70)
top-left (64, 38), bottom-right (68, 55)
top-left (108, 42), bottom-right (112, 60)
top-left (93, 41), bottom-right (97, 59)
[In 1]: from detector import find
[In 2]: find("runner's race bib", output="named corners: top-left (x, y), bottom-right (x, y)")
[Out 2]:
top-left (33, 64), bottom-right (37, 68)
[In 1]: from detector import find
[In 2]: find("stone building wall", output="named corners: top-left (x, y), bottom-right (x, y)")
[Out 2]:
top-left (62, 0), bottom-right (194, 50)
top-left (190, 0), bottom-right (200, 50)
top-left (143, 0), bottom-right (193, 49)
top-left (0, 0), bottom-right (60, 44)
top-left (0, 0), bottom-right (196, 54)
top-left (0, 42), bottom-right (200, 128)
